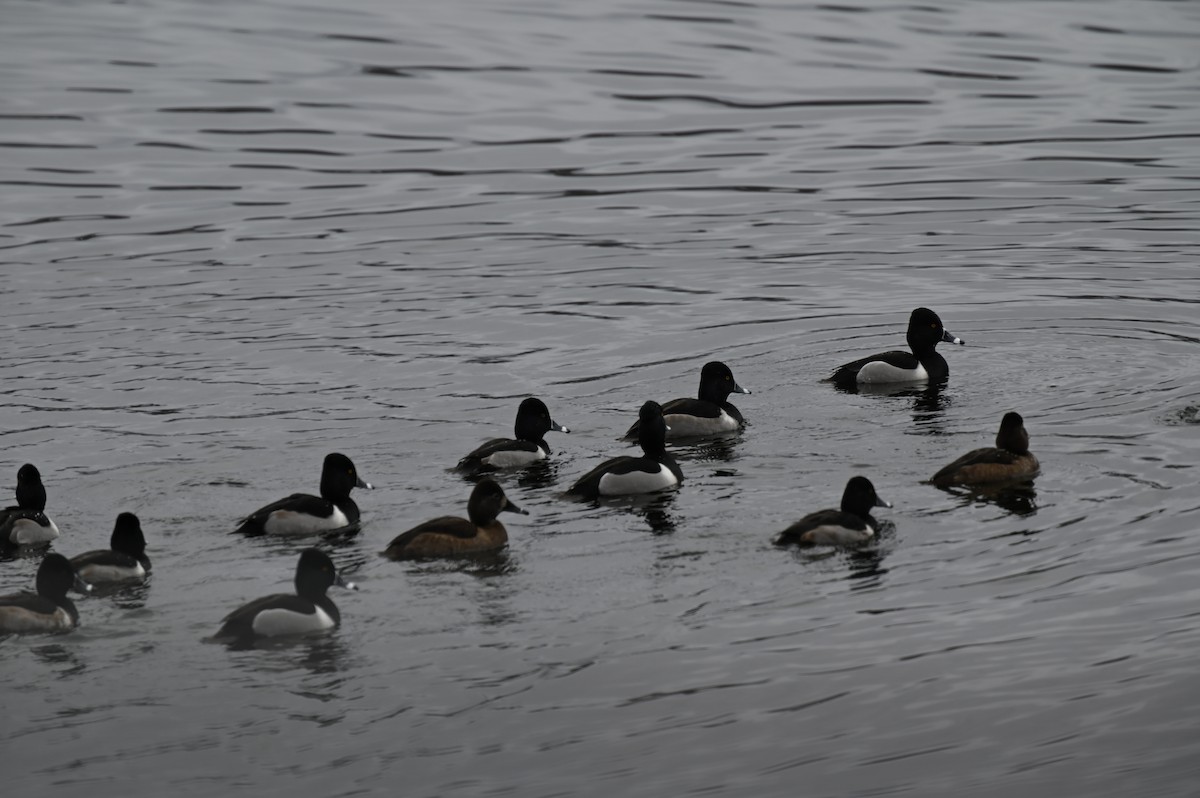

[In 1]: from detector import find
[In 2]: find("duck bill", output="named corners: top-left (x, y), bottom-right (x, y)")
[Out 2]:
top-left (335, 572), bottom-right (359, 591)
top-left (875, 496), bottom-right (893, 509)
top-left (733, 382), bottom-right (751, 395)
top-left (504, 500), bottom-right (530, 516)
top-left (74, 573), bottom-right (94, 594)
top-left (942, 329), bottom-right (964, 346)
top-left (356, 477), bottom-right (374, 490)
top-left (551, 421), bottom-right (570, 434)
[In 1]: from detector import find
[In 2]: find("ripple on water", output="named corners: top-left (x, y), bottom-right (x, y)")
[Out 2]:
top-left (2, 0), bottom-right (1200, 795)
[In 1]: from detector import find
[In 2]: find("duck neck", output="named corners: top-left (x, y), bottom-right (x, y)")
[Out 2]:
top-left (17, 482), bottom-right (46, 511)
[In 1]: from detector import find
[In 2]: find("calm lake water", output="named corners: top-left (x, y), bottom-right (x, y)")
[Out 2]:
top-left (3, 0), bottom-right (1199, 795)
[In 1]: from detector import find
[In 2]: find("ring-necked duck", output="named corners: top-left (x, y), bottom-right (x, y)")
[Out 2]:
top-left (69, 512), bottom-right (151, 585)
top-left (828, 308), bottom-right (964, 388)
top-left (930, 412), bottom-right (1039, 486)
top-left (773, 476), bottom-right (891, 547)
top-left (381, 478), bottom-right (527, 559)
top-left (570, 401), bottom-right (683, 498)
top-left (0, 553), bottom-right (92, 634)
top-left (215, 548), bottom-right (356, 641)
top-left (234, 453), bottom-right (372, 536)
top-left (624, 361), bottom-right (751, 439)
top-left (1, 464), bottom-right (60, 546)
top-left (455, 398), bottom-right (570, 473)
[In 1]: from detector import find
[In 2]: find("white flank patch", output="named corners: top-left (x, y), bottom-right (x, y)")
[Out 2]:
top-left (802, 524), bottom-right (875, 546)
top-left (483, 447), bottom-right (545, 468)
top-left (78, 562), bottom-right (146, 584)
top-left (598, 465), bottom-right (679, 496)
top-left (263, 507), bottom-right (349, 535)
top-left (10, 517), bottom-right (60, 545)
top-left (857, 361), bottom-right (928, 384)
top-left (664, 411), bottom-right (738, 437)
top-left (251, 605), bottom-right (335, 637)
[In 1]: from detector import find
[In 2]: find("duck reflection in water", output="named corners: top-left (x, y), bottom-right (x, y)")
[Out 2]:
top-left (226, 633), bottom-right (353, 676)
top-left (401, 548), bottom-right (517, 579)
top-left (636, 492), bottom-right (679, 535)
top-left (833, 379), bottom-right (952, 437)
top-left (101, 580), bottom-right (152, 609)
top-left (938, 482), bottom-right (1039, 518)
top-left (673, 436), bottom-right (741, 465)
top-left (515, 459), bottom-right (560, 491)
top-left (847, 545), bottom-right (890, 588)
top-left (843, 378), bottom-right (950, 412)
top-left (31, 643), bottom-right (88, 676)
top-left (910, 382), bottom-right (949, 416)
top-left (583, 492), bottom-right (679, 535)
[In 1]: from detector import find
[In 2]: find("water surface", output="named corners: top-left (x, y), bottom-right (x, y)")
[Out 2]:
top-left (2, 0), bottom-right (1199, 795)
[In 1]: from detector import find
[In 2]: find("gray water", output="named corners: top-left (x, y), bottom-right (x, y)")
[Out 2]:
top-left (3, 0), bottom-right (1199, 795)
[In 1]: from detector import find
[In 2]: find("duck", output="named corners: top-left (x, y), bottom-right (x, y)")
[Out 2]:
top-left (569, 401), bottom-right (683, 498)
top-left (624, 361), bottom-right (751, 439)
top-left (773, 476), bottom-right (891, 547)
top-left (0, 553), bottom-right (92, 634)
top-left (69, 512), bottom-right (152, 585)
top-left (930, 412), bottom-right (1039, 487)
top-left (455, 397), bottom-right (570, 473)
top-left (215, 548), bottom-right (356, 641)
top-left (1, 464), bottom-right (60, 546)
top-left (828, 307), bottom-right (964, 388)
top-left (381, 478), bottom-right (527, 559)
top-left (234, 452), bottom-right (372, 536)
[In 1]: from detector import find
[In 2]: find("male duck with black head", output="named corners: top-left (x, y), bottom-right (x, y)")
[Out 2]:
top-left (70, 512), bottom-right (152, 585)
top-left (828, 308), bottom-right (964, 389)
top-left (455, 397), bottom-right (570, 474)
top-left (930, 412), bottom-right (1039, 487)
top-left (382, 479), bottom-right (526, 559)
top-left (774, 476), bottom-right (891, 547)
top-left (215, 548), bottom-right (356, 642)
top-left (624, 361), bottom-right (751, 440)
top-left (1, 463), bottom-right (60, 547)
top-left (570, 401), bottom-right (683, 498)
top-left (234, 452), bottom-right (372, 536)
top-left (0, 553), bottom-right (92, 634)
